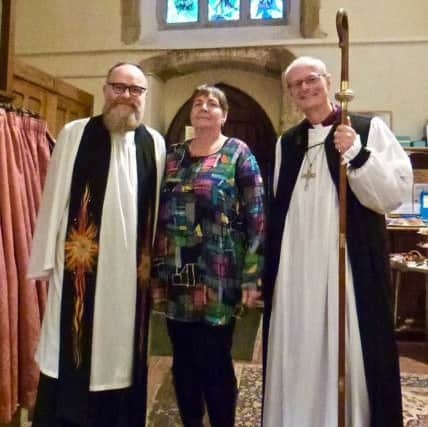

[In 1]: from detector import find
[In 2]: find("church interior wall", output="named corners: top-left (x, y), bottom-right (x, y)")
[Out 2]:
top-left (15, 0), bottom-right (124, 53)
top-left (15, 0), bottom-right (428, 54)
top-left (345, 43), bottom-right (428, 139)
top-left (13, 0), bottom-right (428, 140)
top-left (319, 0), bottom-right (428, 40)
top-left (145, 73), bottom-right (166, 132)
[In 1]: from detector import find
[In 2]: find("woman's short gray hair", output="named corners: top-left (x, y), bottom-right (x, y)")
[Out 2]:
top-left (190, 84), bottom-right (229, 113)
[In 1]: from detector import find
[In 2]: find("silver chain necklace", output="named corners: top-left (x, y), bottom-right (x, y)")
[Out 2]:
top-left (301, 142), bottom-right (324, 190)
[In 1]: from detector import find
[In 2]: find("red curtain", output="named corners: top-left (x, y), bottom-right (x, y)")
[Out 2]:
top-left (0, 108), bottom-right (50, 423)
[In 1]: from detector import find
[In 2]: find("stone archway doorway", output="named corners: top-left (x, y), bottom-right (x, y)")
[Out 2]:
top-left (165, 83), bottom-right (277, 196)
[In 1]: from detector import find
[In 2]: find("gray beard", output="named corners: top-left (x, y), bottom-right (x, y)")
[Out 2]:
top-left (102, 105), bottom-right (143, 133)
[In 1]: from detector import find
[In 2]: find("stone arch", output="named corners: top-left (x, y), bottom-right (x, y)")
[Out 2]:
top-left (141, 47), bottom-right (291, 79)
top-left (140, 46), bottom-right (302, 132)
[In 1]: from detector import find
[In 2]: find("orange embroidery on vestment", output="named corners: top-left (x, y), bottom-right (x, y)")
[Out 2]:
top-left (64, 186), bottom-right (99, 368)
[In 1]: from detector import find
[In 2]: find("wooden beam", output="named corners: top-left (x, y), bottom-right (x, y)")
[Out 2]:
top-left (0, 0), bottom-right (16, 93)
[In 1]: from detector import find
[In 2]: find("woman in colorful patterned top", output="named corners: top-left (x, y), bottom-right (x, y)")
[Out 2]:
top-left (151, 84), bottom-right (264, 427)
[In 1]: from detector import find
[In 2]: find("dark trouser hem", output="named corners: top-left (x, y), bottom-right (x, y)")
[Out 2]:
top-left (167, 319), bottom-right (237, 427)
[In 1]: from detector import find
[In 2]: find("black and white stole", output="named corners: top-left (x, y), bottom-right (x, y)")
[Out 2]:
top-left (57, 115), bottom-right (156, 425)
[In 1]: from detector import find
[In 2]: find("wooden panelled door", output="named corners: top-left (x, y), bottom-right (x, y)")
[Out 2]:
top-left (11, 60), bottom-right (93, 137)
top-left (166, 83), bottom-right (277, 197)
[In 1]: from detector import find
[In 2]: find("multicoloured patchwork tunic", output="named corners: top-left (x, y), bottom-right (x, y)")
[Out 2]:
top-left (152, 138), bottom-right (264, 325)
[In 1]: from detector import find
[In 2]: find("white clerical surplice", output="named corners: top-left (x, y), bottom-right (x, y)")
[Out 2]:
top-left (28, 118), bottom-right (165, 391)
top-left (264, 117), bottom-right (412, 427)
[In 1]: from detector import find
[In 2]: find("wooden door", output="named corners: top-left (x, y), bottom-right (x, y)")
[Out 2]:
top-left (11, 60), bottom-right (93, 137)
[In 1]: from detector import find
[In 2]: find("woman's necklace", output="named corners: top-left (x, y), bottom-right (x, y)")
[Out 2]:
top-left (189, 136), bottom-right (226, 157)
top-left (302, 142), bottom-right (325, 190)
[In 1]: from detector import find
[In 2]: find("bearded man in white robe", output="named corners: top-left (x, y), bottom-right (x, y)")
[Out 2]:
top-left (27, 62), bottom-right (165, 427)
top-left (263, 56), bottom-right (412, 427)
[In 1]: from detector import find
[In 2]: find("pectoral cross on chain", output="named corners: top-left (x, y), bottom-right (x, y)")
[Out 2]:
top-left (302, 163), bottom-right (315, 190)
top-left (301, 142), bottom-right (324, 190)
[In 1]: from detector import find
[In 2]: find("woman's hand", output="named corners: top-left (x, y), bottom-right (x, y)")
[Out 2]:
top-left (241, 288), bottom-right (261, 308)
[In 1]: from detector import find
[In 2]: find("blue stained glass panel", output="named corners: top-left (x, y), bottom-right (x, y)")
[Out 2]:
top-left (167, 0), bottom-right (198, 23)
top-left (208, 0), bottom-right (240, 21)
top-left (250, 0), bottom-right (284, 20)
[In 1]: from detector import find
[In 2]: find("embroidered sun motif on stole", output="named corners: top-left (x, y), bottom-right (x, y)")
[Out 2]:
top-left (64, 185), bottom-right (99, 368)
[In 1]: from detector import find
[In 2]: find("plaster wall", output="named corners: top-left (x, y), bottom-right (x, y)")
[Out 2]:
top-left (319, 0), bottom-right (428, 40)
top-left (16, 0), bottom-right (123, 53)
top-left (13, 1), bottom-right (428, 139)
top-left (15, 0), bottom-right (428, 54)
top-left (145, 74), bottom-right (165, 132)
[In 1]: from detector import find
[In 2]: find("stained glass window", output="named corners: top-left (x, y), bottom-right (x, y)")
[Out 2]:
top-left (250, 0), bottom-right (283, 20)
top-left (167, 0), bottom-right (199, 23)
top-left (208, 0), bottom-right (240, 21)
top-left (162, 0), bottom-right (286, 27)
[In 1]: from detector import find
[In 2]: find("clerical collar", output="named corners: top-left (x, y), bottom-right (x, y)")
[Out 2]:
top-left (307, 104), bottom-right (340, 128)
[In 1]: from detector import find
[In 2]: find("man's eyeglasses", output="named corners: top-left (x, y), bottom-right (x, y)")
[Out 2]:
top-left (107, 82), bottom-right (147, 97)
top-left (287, 73), bottom-right (326, 91)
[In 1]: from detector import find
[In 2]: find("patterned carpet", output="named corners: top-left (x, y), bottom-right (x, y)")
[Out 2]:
top-left (401, 373), bottom-right (428, 426)
top-left (147, 365), bottom-right (428, 426)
